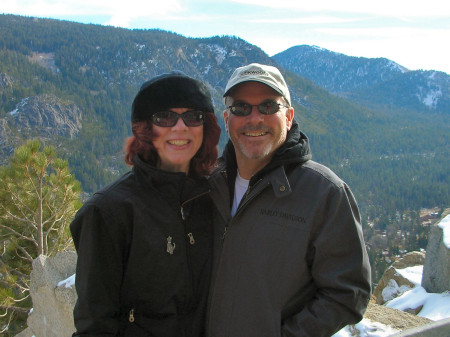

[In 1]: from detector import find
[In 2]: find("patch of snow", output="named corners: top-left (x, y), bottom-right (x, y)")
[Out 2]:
top-left (396, 265), bottom-right (423, 286)
top-left (382, 279), bottom-right (413, 302)
top-left (386, 60), bottom-right (407, 73)
top-left (438, 214), bottom-right (450, 248)
top-left (422, 88), bottom-right (442, 108)
top-left (135, 43), bottom-right (146, 51)
top-left (333, 318), bottom-right (400, 337)
top-left (387, 286), bottom-right (450, 321)
top-left (10, 97), bottom-right (31, 115)
top-left (416, 86), bottom-right (442, 108)
top-left (205, 44), bottom-right (228, 65)
top-left (334, 263), bottom-right (450, 336)
top-left (57, 274), bottom-right (75, 289)
top-left (215, 46), bottom-right (227, 64)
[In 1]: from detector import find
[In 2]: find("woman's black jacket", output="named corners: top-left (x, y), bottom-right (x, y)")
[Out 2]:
top-left (70, 156), bottom-right (213, 337)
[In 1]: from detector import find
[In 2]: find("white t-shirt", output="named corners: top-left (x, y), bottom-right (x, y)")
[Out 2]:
top-left (231, 170), bottom-right (249, 217)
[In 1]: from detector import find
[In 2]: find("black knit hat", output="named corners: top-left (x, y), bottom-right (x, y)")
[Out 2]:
top-left (131, 71), bottom-right (214, 122)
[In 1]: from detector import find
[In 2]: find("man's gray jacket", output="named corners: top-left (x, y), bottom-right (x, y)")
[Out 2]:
top-left (206, 120), bottom-right (371, 337)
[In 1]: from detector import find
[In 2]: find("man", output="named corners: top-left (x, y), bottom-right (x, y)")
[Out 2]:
top-left (206, 63), bottom-right (371, 337)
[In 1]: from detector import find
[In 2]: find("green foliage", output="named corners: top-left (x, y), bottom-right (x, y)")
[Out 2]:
top-left (0, 139), bottom-right (82, 336)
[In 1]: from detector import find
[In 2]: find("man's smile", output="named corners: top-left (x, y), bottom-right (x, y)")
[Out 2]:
top-left (243, 131), bottom-right (269, 137)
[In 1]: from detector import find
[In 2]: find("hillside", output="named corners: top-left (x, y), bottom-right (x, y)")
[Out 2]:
top-left (273, 45), bottom-right (450, 114)
top-left (0, 14), bottom-right (449, 221)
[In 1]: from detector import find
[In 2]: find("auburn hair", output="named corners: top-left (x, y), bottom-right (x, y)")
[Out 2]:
top-left (124, 112), bottom-right (221, 176)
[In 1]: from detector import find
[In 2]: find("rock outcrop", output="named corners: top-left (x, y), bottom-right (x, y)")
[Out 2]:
top-left (16, 251), bottom-right (77, 337)
top-left (9, 94), bottom-right (83, 139)
top-left (422, 210), bottom-right (450, 293)
top-left (373, 251), bottom-right (425, 305)
top-left (364, 302), bottom-right (431, 331)
top-left (0, 94), bottom-right (83, 163)
top-left (0, 72), bottom-right (13, 88)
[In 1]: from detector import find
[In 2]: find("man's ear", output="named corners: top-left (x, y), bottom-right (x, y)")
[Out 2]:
top-left (286, 107), bottom-right (294, 131)
top-left (223, 110), bottom-right (229, 133)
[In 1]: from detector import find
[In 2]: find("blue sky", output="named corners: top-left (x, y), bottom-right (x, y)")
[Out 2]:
top-left (2, 0), bottom-right (450, 74)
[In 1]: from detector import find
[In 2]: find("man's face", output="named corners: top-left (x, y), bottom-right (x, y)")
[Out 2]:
top-left (224, 81), bottom-right (294, 169)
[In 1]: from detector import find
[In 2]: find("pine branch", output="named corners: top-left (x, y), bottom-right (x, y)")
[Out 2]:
top-left (0, 304), bottom-right (29, 316)
top-left (0, 223), bottom-right (36, 244)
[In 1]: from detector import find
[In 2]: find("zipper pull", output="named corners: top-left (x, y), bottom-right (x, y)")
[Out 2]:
top-left (129, 309), bottom-right (135, 323)
top-left (187, 232), bottom-right (195, 245)
top-left (166, 236), bottom-right (176, 254)
top-left (180, 206), bottom-right (185, 220)
top-left (222, 226), bottom-right (227, 240)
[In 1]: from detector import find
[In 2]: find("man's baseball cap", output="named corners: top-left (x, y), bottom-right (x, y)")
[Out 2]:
top-left (223, 63), bottom-right (291, 106)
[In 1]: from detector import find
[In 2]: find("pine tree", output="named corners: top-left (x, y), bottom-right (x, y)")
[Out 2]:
top-left (0, 139), bottom-right (82, 336)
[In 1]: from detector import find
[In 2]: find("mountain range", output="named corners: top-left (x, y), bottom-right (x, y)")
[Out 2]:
top-left (273, 45), bottom-right (450, 113)
top-left (0, 14), bottom-right (449, 220)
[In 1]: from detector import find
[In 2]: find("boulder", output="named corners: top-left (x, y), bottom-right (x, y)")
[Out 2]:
top-left (372, 251), bottom-right (426, 306)
top-left (422, 211), bottom-right (450, 293)
top-left (392, 251), bottom-right (426, 269)
top-left (24, 251), bottom-right (77, 337)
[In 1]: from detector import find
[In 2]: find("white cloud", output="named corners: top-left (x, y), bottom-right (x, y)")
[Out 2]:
top-left (248, 16), bottom-right (360, 25)
top-left (2, 0), bottom-right (184, 27)
top-left (229, 0), bottom-right (450, 17)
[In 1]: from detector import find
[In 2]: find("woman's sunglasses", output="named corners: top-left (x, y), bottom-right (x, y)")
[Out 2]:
top-left (227, 100), bottom-right (289, 116)
top-left (152, 110), bottom-right (204, 127)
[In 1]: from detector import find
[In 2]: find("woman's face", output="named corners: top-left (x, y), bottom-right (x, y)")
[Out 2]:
top-left (152, 108), bottom-right (204, 174)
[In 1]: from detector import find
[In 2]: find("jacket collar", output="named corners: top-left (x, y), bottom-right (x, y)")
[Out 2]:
top-left (268, 165), bottom-right (292, 198)
top-left (209, 163), bottom-right (292, 223)
top-left (133, 155), bottom-right (209, 202)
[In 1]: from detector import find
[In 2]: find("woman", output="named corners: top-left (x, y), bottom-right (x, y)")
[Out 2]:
top-left (70, 71), bottom-right (221, 337)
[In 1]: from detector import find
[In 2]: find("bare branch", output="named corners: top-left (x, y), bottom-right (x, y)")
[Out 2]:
top-left (0, 304), bottom-right (29, 316)
top-left (0, 208), bottom-right (37, 231)
top-left (0, 310), bottom-right (13, 333)
top-left (12, 242), bottom-right (34, 263)
top-left (12, 294), bottom-right (30, 303)
top-left (0, 223), bottom-right (36, 244)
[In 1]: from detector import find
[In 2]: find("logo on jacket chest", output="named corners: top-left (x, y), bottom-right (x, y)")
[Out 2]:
top-left (260, 208), bottom-right (306, 224)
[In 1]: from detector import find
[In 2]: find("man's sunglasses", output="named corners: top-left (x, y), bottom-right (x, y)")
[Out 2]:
top-left (152, 110), bottom-right (204, 127)
top-left (227, 101), bottom-right (290, 116)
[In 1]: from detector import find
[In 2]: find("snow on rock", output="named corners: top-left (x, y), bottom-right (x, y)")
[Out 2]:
top-left (438, 214), bottom-right (450, 249)
top-left (57, 274), bottom-right (76, 289)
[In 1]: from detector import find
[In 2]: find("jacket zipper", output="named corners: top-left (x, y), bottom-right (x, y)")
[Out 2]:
top-left (222, 179), bottom-right (269, 240)
top-left (180, 189), bottom-right (210, 315)
top-left (207, 177), bottom-right (269, 336)
top-left (187, 232), bottom-right (195, 244)
top-left (180, 189), bottom-right (209, 244)
top-left (129, 308), bottom-right (135, 322)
